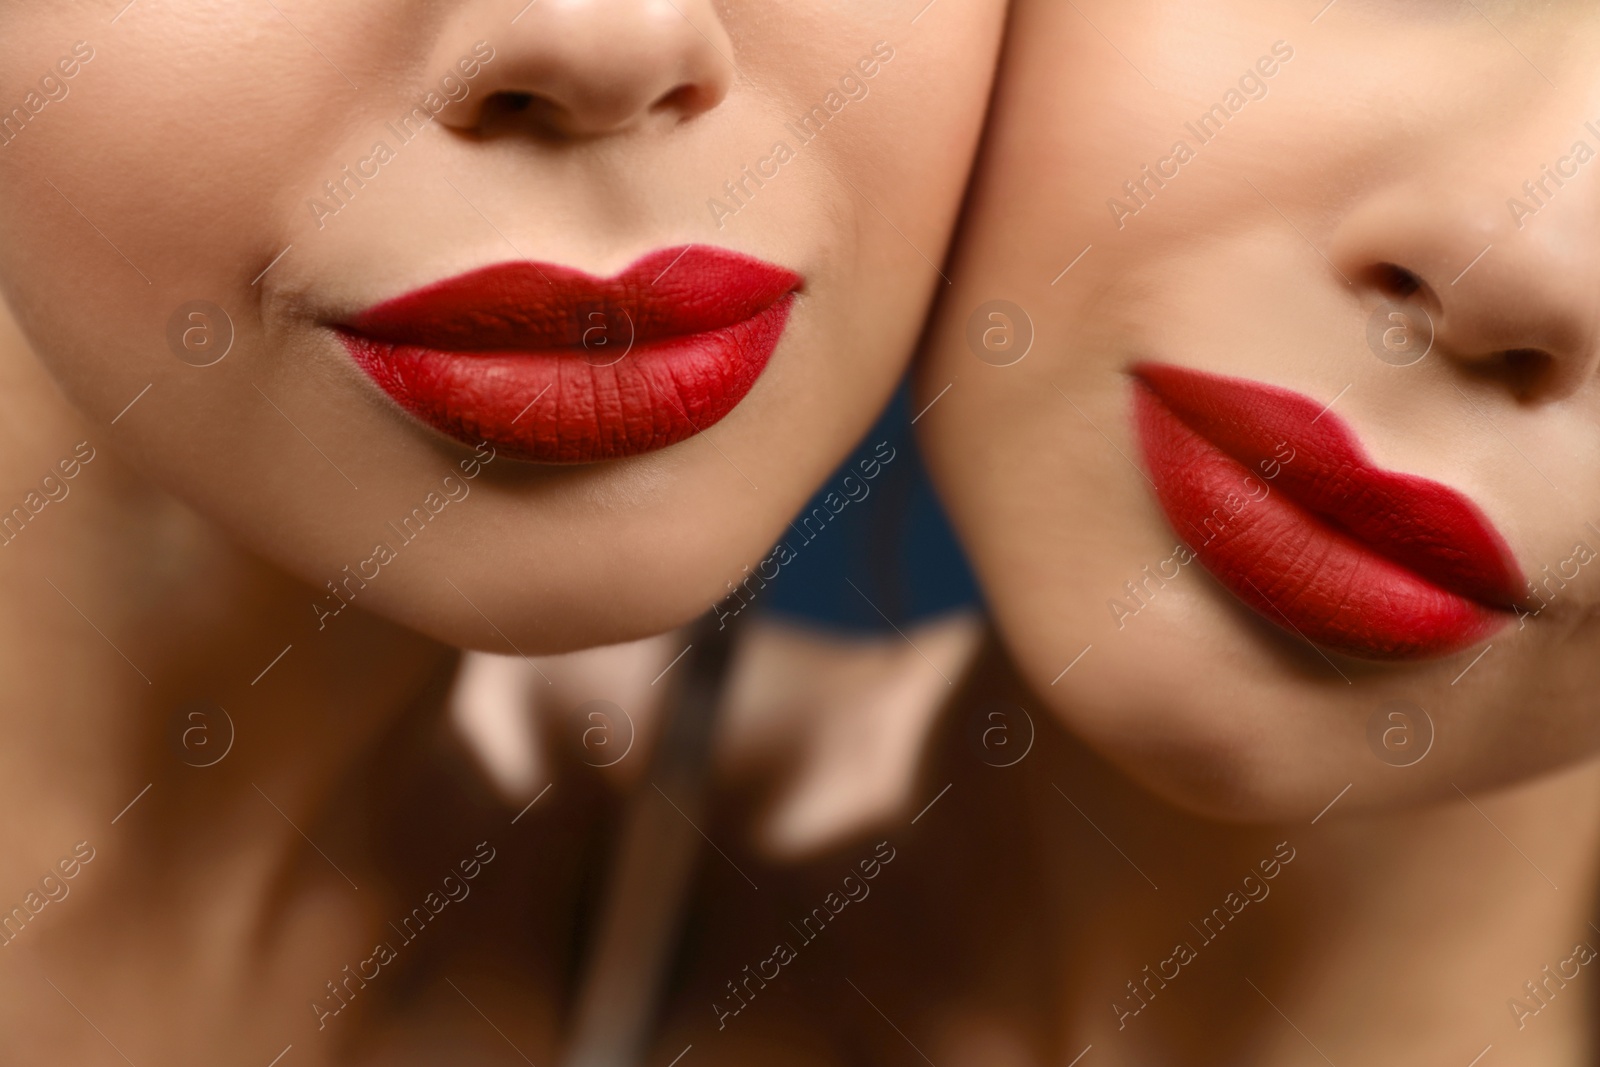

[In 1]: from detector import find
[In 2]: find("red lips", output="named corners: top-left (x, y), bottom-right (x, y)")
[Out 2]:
top-left (338, 245), bottom-right (801, 463)
top-left (1131, 362), bottom-right (1524, 661)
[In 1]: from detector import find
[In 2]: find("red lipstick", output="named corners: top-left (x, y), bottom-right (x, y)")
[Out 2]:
top-left (338, 245), bottom-right (801, 463)
top-left (1131, 362), bottom-right (1524, 661)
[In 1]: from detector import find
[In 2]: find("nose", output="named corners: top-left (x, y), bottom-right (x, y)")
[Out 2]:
top-left (437, 0), bottom-right (734, 138)
top-left (1329, 172), bottom-right (1600, 402)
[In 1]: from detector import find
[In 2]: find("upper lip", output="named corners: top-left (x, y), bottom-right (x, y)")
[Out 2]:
top-left (333, 244), bottom-right (802, 465)
top-left (341, 245), bottom-right (802, 349)
top-left (1132, 361), bottom-right (1525, 610)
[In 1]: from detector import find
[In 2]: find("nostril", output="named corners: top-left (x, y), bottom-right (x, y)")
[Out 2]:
top-left (1459, 347), bottom-right (1555, 401)
top-left (1364, 262), bottom-right (1426, 300)
top-left (652, 85), bottom-right (692, 112)
top-left (477, 90), bottom-right (575, 139)
top-left (1500, 348), bottom-right (1554, 399)
top-left (650, 82), bottom-right (715, 121)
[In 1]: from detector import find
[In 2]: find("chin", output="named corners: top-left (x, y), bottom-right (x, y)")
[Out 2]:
top-left (283, 508), bottom-right (755, 652)
top-left (1007, 610), bottom-right (1389, 824)
top-left (413, 595), bottom-right (697, 659)
top-left (1057, 688), bottom-right (1349, 823)
top-left (1037, 612), bottom-right (1600, 825)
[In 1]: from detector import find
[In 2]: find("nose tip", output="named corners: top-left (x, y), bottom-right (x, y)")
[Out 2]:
top-left (1330, 179), bottom-right (1600, 402)
top-left (438, 0), bottom-right (734, 138)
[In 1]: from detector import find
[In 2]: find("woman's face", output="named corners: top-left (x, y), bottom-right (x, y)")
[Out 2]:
top-left (0, 0), bottom-right (1002, 652)
top-left (921, 0), bottom-right (1600, 819)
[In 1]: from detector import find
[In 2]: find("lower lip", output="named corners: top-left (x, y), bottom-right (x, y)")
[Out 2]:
top-left (1131, 364), bottom-right (1521, 661)
top-left (337, 247), bottom-right (801, 464)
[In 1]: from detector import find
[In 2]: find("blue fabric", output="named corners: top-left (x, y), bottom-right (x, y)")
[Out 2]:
top-left (758, 383), bottom-right (981, 633)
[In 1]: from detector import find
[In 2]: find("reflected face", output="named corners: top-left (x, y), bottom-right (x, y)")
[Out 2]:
top-left (0, 0), bottom-right (1003, 651)
top-left (920, 0), bottom-right (1600, 818)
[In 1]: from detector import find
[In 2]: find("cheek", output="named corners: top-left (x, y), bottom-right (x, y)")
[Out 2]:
top-left (0, 7), bottom-right (434, 427)
top-left (0, 21), bottom-right (324, 411)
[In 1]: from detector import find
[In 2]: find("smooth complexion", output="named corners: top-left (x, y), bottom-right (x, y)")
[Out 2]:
top-left (0, 0), bottom-right (1006, 1061)
top-left (913, 1), bottom-right (1600, 1063)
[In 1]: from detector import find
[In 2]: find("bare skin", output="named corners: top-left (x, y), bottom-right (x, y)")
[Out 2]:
top-left (16, 282), bottom-right (1588, 1064)
top-left (0, 296), bottom-right (632, 1063)
top-left (869, 0), bottom-right (1600, 1061)
top-left (671, 643), bottom-right (1600, 1066)
top-left (0, 0), bottom-right (1007, 1060)
top-left (0, 289), bottom-right (980, 1061)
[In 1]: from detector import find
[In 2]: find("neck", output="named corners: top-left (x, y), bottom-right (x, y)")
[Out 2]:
top-left (0, 303), bottom-right (452, 1054)
top-left (1001, 658), bottom-right (1600, 1065)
